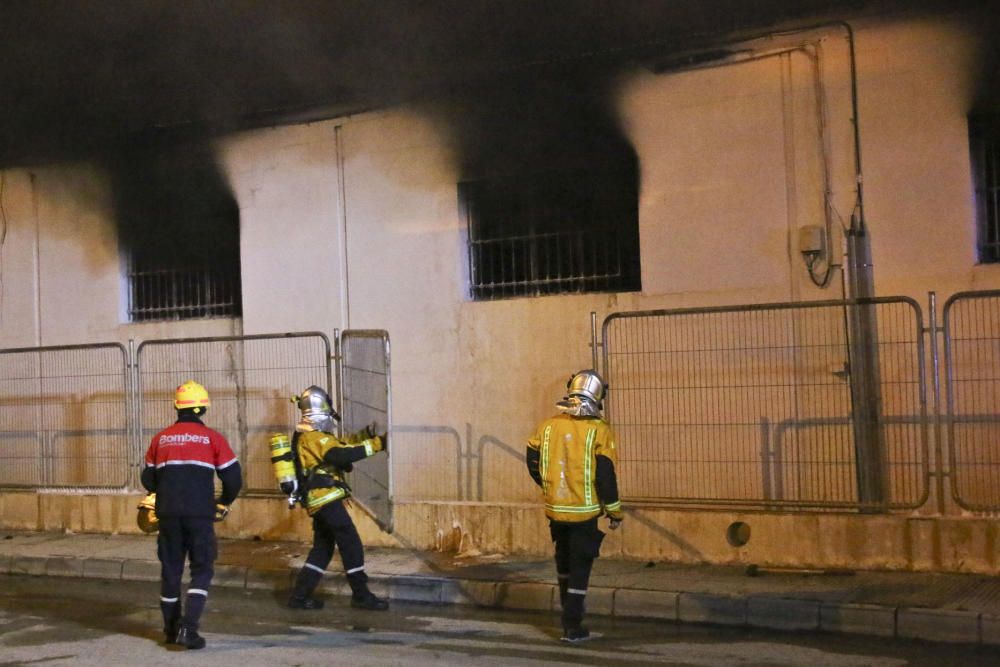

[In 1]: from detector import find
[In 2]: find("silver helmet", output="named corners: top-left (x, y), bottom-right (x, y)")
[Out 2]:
top-left (557, 369), bottom-right (607, 417)
top-left (567, 369), bottom-right (606, 404)
top-left (294, 385), bottom-right (340, 433)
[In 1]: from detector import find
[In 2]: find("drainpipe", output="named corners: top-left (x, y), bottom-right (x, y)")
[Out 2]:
top-left (658, 21), bottom-right (888, 508)
top-left (334, 124), bottom-right (351, 330)
top-left (836, 21), bottom-right (886, 510)
top-left (846, 213), bottom-right (886, 509)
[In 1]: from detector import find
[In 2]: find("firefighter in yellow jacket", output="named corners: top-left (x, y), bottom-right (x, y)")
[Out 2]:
top-left (286, 385), bottom-right (389, 611)
top-left (527, 369), bottom-right (623, 642)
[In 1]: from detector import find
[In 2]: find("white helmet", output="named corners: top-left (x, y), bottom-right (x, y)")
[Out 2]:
top-left (294, 385), bottom-right (340, 433)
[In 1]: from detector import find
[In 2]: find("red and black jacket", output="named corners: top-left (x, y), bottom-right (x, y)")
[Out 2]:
top-left (141, 413), bottom-right (242, 518)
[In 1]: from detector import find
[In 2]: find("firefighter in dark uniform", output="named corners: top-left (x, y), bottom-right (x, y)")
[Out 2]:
top-left (141, 380), bottom-right (242, 650)
top-left (527, 369), bottom-right (623, 642)
top-left (286, 385), bottom-right (390, 611)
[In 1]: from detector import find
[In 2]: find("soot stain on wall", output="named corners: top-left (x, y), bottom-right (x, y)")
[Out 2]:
top-left (106, 137), bottom-right (240, 266)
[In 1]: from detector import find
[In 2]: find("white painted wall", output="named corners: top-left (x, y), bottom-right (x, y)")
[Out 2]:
top-left (0, 164), bottom-right (241, 348)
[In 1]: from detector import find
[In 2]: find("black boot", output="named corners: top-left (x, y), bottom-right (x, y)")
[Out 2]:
top-left (160, 599), bottom-right (181, 644)
top-left (347, 571), bottom-right (389, 611)
top-left (175, 626), bottom-right (206, 650)
top-left (560, 591), bottom-right (587, 642)
top-left (288, 565), bottom-right (325, 610)
top-left (288, 596), bottom-right (325, 610)
top-left (560, 625), bottom-right (591, 643)
top-left (350, 591), bottom-right (389, 611)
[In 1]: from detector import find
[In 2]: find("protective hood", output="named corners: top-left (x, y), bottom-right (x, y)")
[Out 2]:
top-left (556, 395), bottom-right (602, 418)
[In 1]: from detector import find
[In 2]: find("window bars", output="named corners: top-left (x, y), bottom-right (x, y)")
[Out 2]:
top-left (127, 253), bottom-right (242, 322)
top-left (461, 167), bottom-right (641, 300)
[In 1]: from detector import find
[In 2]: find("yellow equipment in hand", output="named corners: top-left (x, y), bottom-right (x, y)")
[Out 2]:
top-left (137, 492), bottom-right (229, 531)
top-left (137, 493), bottom-right (158, 533)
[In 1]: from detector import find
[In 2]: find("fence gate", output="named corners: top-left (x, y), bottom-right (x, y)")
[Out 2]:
top-left (135, 332), bottom-right (333, 495)
top-left (0, 343), bottom-right (131, 490)
top-left (338, 330), bottom-right (393, 532)
top-left (943, 290), bottom-right (1000, 511)
top-left (601, 297), bottom-right (928, 511)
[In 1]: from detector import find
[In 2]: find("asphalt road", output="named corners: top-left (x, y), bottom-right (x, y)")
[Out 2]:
top-left (1, 575), bottom-right (998, 666)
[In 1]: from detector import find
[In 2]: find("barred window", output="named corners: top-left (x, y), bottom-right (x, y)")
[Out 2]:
top-left (970, 114), bottom-right (1000, 263)
top-left (114, 139), bottom-right (243, 323)
top-left (460, 166), bottom-right (641, 300)
top-left (127, 252), bottom-right (242, 322)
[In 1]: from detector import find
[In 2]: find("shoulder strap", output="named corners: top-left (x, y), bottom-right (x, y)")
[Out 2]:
top-left (290, 431), bottom-right (309, 506)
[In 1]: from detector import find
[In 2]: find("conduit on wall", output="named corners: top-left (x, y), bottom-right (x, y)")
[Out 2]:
top-left (651, 21), bottom-right (886, 508)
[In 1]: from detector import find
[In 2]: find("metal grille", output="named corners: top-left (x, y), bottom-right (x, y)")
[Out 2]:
top-left (136, 333), bottom-right (332, 494)
top-left (127, 253), bottom-right (242, 322)
top-left (477, 434), bottom-right (540, 503)
top-left (0, 343), bottom-right (130, 490)
top-left (602, 298), bottom-right (928, 510)
top-left (339, 330), bottom-right (392, 532)
top-left (970, 114), bottom-right (1000, 263)
top-left (461, 167), bottom-right (640, 300)
top-left (944, 291), bottom-right (1000, 510)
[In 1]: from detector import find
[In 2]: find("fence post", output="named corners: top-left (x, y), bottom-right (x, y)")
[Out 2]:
top-left (128, 338), bottom-right (140, 490)
top-left (333, 327), bottom-right (342, 437)
top-left (928, 292), bottom-right (947, 515)
top-left (846, 222), bottom-right (887, 511)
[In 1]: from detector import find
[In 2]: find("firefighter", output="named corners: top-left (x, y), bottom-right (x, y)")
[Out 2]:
top-left (141, 380), bottom-right (242, 650)
top-left (526, 369), bottom-right (623, 642)
top-left (286, 385), bottom-right (390, 611)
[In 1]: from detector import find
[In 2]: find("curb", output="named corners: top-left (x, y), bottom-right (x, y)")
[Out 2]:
top-left (0, 556), bottom-right (990, 647)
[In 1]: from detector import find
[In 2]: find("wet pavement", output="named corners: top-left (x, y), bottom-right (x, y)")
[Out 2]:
top-left (2, 529), bottom-right (1000, 648)
top-left (4, 576), bottom-right (1000, 666)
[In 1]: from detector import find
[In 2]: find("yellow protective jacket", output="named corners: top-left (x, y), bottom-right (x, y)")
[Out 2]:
top-left (526, 413), bottom-right (623, 523)
top-left (295, 429), bottom-right (383, 515)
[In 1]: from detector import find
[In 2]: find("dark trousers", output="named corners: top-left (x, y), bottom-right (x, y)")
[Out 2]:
top-left (157, 515), bottom-right (216, 634)
top-left (291, 500), bottom-right (369, 600)
top-left (550, 517), bottom-right (604, 630)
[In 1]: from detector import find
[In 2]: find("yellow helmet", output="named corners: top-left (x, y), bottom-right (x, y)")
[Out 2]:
top-left (174, 380), bottom-right (211, 410)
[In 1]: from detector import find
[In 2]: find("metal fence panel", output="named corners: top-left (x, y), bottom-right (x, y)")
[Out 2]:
top-left (136, 333), bottom-right (332, 495)
top-left (0, 343), bottom-right (130, 490)
top-left (602, 298), bottom-right (928, 510)
top-left (338, 330), bottom-right (393, 532)
top-left (944, 290), bottom-right (1000, 511)
top-left (391, 425), bottom-right (463, 502)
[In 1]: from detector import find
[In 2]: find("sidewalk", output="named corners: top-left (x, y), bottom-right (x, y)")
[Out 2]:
top-left (2, 529), bottom-right (999, 647)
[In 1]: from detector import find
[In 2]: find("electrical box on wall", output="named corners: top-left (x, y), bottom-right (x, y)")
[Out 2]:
top-left (798, 225), bottom-right (825, 257)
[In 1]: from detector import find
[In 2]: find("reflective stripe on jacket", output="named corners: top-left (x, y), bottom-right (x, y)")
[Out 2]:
top-left (527, 413), bottom-right (621, 523)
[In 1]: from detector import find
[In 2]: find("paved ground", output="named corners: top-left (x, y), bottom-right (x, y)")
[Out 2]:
top-left (2, 529), bottom-right (1000, 647)
top-left (4, 576), bottom-right (1000, 666)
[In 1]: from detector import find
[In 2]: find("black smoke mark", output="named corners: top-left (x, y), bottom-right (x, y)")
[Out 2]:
top-left (437, 65), bottom-right (638, 184)
top-left (106, 136), bottom-right (239, 267)
top-left (0, 1), bottom-right (879, 170)
top-left (970, 1), bottom-right (1000, 114)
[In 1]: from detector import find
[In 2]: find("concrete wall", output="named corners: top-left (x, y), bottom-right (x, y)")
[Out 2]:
top-left (2, 13), bottom-right (999, 572)
top-left (4, 492), bottom-right (1000, 574)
